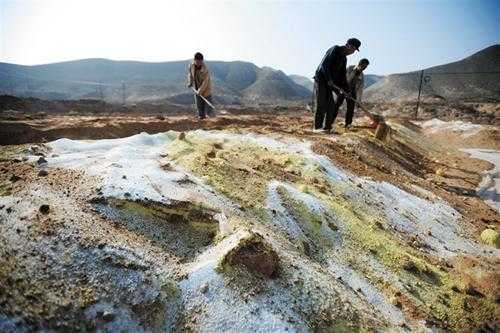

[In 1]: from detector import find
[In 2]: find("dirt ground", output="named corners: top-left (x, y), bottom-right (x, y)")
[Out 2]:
top-left (1, 106), bottom-right (499, 331)
top-left (1, 108), bottom-right (499, 233)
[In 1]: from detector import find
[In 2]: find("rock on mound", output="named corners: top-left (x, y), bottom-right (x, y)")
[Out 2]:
top-left (218, 231), bottom-right (279, 278)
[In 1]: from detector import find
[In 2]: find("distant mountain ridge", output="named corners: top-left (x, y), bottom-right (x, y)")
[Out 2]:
top-left (0, 59), bottom-right (311, 105)
top-left (289, 75), bottom-right (314, 92)
top-left (290, 73), bottom-right (383, 92)
top-left (3, 45), bottom-right (495, 105)
top-left (364, 74), bottom-right (384, 89)
top-left (364, 44), bottom-right (500, 102)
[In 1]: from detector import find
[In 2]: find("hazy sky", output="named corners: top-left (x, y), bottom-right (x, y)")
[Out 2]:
top-left (1, 0), bottom-right (499, 76)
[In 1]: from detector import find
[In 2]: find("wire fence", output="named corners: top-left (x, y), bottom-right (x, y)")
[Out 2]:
top-left (1, 67), bottom-right (499, 113)
top-left (398, 70), bottom-right (500, 118)
top-left (0, 68), bottom-right (132, 106)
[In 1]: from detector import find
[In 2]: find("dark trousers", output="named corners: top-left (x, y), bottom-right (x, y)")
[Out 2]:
top-left (335, 90), bottom-right (356, 126)
top-left (313, 79), bottom-right (342, 130)
top-left (194, 94), bottom-right (215, 119)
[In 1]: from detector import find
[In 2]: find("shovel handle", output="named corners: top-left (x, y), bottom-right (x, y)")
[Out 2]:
top-left (330, 83), bottom-right (376, 122)
top-left (192, 88), bottom-right (216, 110)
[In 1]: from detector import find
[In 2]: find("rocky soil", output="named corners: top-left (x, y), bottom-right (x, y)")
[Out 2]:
top-left (0, 107), bottom-right (499, 332)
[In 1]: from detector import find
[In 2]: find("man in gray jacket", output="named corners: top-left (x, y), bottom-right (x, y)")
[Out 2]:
top-left (336, 58), bottom-right (370, 130)
top-left (187, 52), bottom-right (214, 120)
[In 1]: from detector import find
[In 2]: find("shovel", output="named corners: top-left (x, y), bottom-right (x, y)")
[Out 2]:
top-left (192, 88), bottom-right (216, 110)
top-left (331, 83), bottom-right (389, 140)
top-left (331, 84), bottom-right (382, 124)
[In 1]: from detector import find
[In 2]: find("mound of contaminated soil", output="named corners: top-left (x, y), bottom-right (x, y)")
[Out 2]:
top-left (365, 101), bottom-right (500, 125)
top-left (0, 111), bottom-right (499, 332)
top-left (418, 118), bottom-right (500, 150)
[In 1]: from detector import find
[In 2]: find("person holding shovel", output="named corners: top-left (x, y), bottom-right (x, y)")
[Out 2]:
top-left (187, 52), bottom-right (215, 119)
top-left (335, 58), bottom-right (370, 130)
top-left (312, 38), bottom-right (361, 133)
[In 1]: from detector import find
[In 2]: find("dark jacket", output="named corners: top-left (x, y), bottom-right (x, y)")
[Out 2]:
top-left (314, 45), bottom-right (348, 91)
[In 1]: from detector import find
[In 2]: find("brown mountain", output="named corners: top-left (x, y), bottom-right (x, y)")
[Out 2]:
top-left (364, 45), bottom-right (500, 102)
top-left (0, 59), bottom-right (311, 105)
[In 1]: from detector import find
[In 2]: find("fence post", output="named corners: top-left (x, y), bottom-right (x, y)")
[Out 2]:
top-left (415, 69), bottom-right (424, 119)
top-left (121, 81), bottom-right (126, 106)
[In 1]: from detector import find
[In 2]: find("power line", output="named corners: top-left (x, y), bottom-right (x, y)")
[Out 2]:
top-left (398, 71), bottom-right (500, 75)
top-left (425, 71), bottom-right (500, 75)
top-left (98, 82), bottom-right (104, 101)
top-left (0, 68), bottom-right (120, 87)
top-left (413, 70), bottom-right (500, 119)
top-left (121, 81), bottom-right (126, 106)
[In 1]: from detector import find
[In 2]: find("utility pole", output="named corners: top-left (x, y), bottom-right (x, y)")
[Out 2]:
top-left (121, 81), bottom-right (126, 106)
top-left (98, 82), bottom-right (105, 112)
top-left (98, 82), bottom-right (104, 101)
top-left (415, 70), bottom-right (424, 119)
top-left (25, 76), bottom-right (30, 97)
top-left (8, 77), bottom-right (14, 96)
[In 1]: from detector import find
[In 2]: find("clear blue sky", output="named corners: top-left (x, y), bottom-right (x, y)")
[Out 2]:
top-left (1, 0), bottom-right (499, 76)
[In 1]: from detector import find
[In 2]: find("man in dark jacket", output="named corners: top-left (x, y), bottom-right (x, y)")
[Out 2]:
top-left (313, 38), bottom-right (361, 133)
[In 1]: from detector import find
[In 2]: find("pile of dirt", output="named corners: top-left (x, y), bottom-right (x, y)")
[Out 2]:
top-left (365, 101), bottom-right (500, 125)
top-left (0, 111), bottom-right (303, 145)
top-left (0, 112), bottom-right (499, 332)
top-left (0, 94), bottom-right (191, 116)
top-left (418, 118), bottom-right (500, 149)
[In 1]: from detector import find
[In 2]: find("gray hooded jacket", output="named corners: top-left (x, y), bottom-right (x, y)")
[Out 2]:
top-left (346, 65), bottom-right (365, 101)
